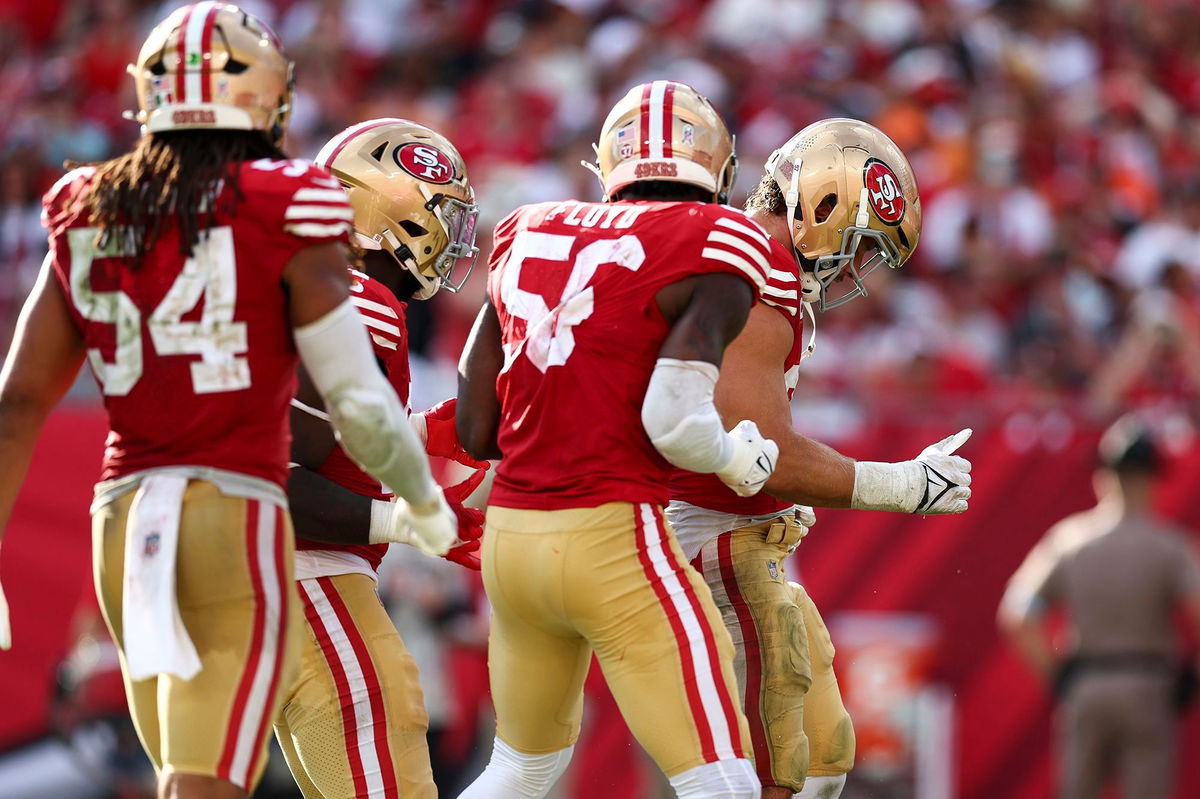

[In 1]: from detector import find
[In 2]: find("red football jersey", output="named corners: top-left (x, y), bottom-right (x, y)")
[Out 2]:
top-left (295, 269), bottom-right (409, 571)
top-left (487, 200), bottom-right (771, 511)
top-left (669, 237), bottom-right (804, 516)
top-left (43, 158), bottom-right (353, 489)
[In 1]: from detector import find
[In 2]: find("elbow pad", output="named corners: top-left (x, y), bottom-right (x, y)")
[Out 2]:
top-left (293, 300), bottom-right (436, 507)
top-left (641, 359), bottom-right (735, 473)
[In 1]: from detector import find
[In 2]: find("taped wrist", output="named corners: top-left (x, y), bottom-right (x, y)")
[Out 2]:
top-left (851, 460), bottom-right (924, 513)
top-left (294, 300), bottom-right (436, 507)
top-left (368, 499), bottom-right (397, 545)
top-left (641, 358), bottom-right (735, 474)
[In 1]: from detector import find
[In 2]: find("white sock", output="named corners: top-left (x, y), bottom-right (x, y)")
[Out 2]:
top-left (456, 738), bottom-right (573, 799)
top-left (794, 774), bottom-right (847, 799)
top-left (669, 759), bottom-right (760, 799)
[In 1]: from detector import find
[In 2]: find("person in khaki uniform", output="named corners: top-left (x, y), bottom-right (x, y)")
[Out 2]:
top-left (999, 418), bottom-right (1200, 799)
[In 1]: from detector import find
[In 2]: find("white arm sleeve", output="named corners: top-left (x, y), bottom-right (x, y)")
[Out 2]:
top-left (293, 300), bottom-right (437, 507)
top-left (641, 358), bottom-right (735, 473)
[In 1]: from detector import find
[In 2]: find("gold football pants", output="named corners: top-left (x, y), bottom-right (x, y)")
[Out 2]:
top-left (483, 502), bottom-right (753, 777)
top-left (93, 480), bottom-right (300, 791)
top-left (274, 572), bottom-right (436, 799)
top-left (693, 523), bottom-right (855, 792)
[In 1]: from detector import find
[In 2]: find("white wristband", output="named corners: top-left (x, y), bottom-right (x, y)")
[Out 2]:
top-left (369, 499), bottom-right (394, 544)
top-left (851, 460), bottom-right (924, 513)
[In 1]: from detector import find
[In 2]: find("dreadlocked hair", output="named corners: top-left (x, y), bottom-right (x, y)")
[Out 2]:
top-left (77, 130), bottom-right (287, 267)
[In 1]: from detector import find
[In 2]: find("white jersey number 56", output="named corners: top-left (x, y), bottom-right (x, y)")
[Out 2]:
top-left (498, 231), bottom-right (645, 373)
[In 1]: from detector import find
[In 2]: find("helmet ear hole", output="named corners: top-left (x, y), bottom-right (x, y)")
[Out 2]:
top-left (398, 220), bottom-right (427, 237)
top-left (148, 59), bottom-right (167, 76)
top-left (224, 59), bottom-right (248, 75)
top-left (814, 193), bottom-right (838, 223)
top-left (897, 227), bottom-right (910, 249)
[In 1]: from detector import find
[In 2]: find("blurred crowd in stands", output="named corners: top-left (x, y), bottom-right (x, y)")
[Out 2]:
top-left (3, 0), bottom-right (1200, 437)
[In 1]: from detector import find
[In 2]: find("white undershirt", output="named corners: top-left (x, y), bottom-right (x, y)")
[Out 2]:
top-left (666, 500), bottom-right (794, 562)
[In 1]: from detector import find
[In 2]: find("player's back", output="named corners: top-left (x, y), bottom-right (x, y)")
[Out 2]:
top-left (486, 199), bottom-right (771, 510)
top-left (43, 157), bottom-right (353, 488)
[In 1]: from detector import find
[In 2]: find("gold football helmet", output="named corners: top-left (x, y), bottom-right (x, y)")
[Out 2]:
top-left (315, 119), bottom-right (479, 300)
top-left (765, 118), bottom-right (921, 310)
top-left (587, 80), bottom-right (737, 202)
top-left (128, 2), bottom-right (294, 141)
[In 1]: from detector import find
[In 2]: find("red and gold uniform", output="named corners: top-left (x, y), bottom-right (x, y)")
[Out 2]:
top-left (667, 241), bottom-right (855, 793)
top-left (44, 157), bottom-right (353, 790)
top-left (276, 270), bottom-right (437, 799)
top-left (484, 198), bottom-right (769, 776)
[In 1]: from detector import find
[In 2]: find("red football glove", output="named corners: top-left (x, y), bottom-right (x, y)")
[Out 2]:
top-left (417, 398), bottom-right (491, 470)
top-left (444, 539), bottom-right (481, 571)
top-left (441, 467), bottom-right (487, 571)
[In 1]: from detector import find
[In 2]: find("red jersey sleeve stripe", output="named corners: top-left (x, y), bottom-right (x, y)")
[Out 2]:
top-left (292, 188), bottom-right (351, 204)
top-left (350, 296), bottom-right (399, 319)
top-left (706, 230), bottom-right (771, 274)
top-left (713, 216), bottom-right (772, 256)
top-left (700, 247), bottom-right (769, 292)
top-left (284, 204), bottom-right (355, 222)
top-left (283, 221), bottom-right (351, 238)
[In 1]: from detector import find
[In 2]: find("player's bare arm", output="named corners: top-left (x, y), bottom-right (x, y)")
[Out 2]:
top-left (0, 260), bottom-right (85, 648)
top-left (457, 297), bottom-right (504, 461)
top-left (656, 272), bottom-right (755, 363)
top-left (284, 242), bottom-right (458, 555)
top-left (285, 359), bottom-right (368, 545)
top-left (714, 302), bottom-right (858, 507)
top-left (746, 121), bottom-right (974, 515)
top-left (644, 271), bottom-right (779, 497)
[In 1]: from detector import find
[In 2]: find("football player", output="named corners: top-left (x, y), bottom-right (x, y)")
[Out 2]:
top-left (667, 118), bottom-right (973, 799)
top-left (274, 118), bottom-right (488, 799)
top-left (0, 6), bottom-right (456, 799)
top-left (455, 80), bottom-right (780, 799)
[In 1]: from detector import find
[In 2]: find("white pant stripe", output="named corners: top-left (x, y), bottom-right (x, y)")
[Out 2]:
top-left (228, 501), bottom-right (283, 786)
top-left (300, 578), bottom-right (388, 798)
top-left (639, 503), bottom-right (736, 760)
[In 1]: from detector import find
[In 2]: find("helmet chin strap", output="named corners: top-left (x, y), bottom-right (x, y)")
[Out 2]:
top-left (381, 228), bottom-right (439, 300)
top-left (800, 300), bottom-right (817, 362)
top-left (781, 155), bottom-right (818, 360)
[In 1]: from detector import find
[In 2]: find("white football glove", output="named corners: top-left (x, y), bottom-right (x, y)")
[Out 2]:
top-left (0, 578), bottom-right (10, 650)
top-left (368, 487), bottom-right (459, 556)
top-left (851, 429), bottom-right (973, 515)
top-left (716, 419), bottom-right (780, 498)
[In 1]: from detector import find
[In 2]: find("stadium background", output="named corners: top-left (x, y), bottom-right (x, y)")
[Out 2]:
top-left (0, 0), bottom-right (1199, 797)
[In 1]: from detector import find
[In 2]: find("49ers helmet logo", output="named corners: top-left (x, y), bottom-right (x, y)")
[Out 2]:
top-left (863, 158), bottom-right (905, 225)
top-left (394, 142), bottom-right (454, 184)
